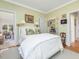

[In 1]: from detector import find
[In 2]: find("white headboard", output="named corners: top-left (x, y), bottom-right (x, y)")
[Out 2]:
top-left (18, 23), bottom-right (40, 44)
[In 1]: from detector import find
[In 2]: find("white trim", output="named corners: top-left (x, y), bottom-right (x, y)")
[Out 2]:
top-left (0, 8), bottom-right (16, 14)
top-left (4, 0), bottom-right (46, 14)
top-left (47, 0), bottom-right (77, 13)
top-left (66, 9), bottom-right (79, 46)
top-left (66, 13), bottom-right (71, 46)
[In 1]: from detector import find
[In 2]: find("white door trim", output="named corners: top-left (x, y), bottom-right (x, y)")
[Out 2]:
top-left (66, 9), bottom-right (79, 46)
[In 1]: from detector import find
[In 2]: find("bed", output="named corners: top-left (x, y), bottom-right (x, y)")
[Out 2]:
top-left (18, 33), bottom-right (63, 59)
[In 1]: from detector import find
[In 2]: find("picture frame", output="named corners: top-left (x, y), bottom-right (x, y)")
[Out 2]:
top-left (48, 19), bottom-right (55, 26)
top-left (61, 14), bottom-right (67, 24)
top-left (61, 19), bottom-right (67, 24)
top-left (25, 14), bottom-right (34, 23)
top-left (48, 20), bottom-right (52, 26)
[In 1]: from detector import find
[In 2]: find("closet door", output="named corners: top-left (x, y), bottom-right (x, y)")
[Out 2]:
top-left (39, 16), bottom-right (48, 33)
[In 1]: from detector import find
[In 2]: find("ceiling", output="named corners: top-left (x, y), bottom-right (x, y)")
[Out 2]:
top-left (5, 0), bottom-right (77, 13)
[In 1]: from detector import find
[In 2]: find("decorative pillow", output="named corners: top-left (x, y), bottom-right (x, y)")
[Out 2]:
top-left (25, 28), bottom-right (35, 35)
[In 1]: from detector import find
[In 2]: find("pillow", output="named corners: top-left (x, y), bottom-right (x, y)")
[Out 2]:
top-left (25, 27), bottom-right (36, 35)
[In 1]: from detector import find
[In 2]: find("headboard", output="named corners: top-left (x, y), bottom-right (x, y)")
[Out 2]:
top-left (18, 24), bottom-right (39, 44)
top-left (18, 24), bottom-right (40, 36)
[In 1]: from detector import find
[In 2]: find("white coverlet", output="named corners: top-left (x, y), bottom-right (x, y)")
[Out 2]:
top-left (19, 33), bottom-right (63, 59)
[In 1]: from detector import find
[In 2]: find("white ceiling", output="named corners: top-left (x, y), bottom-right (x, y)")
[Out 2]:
top-left (5, 0), bottom-right (77, 13)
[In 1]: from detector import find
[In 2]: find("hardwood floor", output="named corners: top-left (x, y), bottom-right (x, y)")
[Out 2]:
top-left (65, 40), bottom-right (79, 53)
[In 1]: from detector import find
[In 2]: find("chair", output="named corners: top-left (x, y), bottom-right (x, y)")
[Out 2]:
top-left (60, 32), bottom-right (66, 47)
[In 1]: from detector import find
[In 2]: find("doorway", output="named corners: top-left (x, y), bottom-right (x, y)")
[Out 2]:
top-left (0, 9), bottom-right (17, 46)
top-left (70, 12), bottom-right (79, 42)
top-left (66, 10), bottom-right (79, 52)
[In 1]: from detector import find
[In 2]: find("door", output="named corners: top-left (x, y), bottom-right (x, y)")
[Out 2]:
top-left (39, 16), bottom-right (48, 33)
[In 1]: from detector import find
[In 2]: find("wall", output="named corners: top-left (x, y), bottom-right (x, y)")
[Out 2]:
top-left (46, 0), bottom-right (79, 35)
top-left (0, 0), bottom-right (46, 43)
top-left (0, 0), bottom-right (79, 33)
top-left (45, 0), bottom-right (79, 46)
top-left (0, 0), bottom-right (45, 24)
top-left (1, 0), bottom-right (79, 34)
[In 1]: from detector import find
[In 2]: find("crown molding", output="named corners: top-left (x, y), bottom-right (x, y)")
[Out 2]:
top-left (4, 0), bottom-right (46, 14)
top-left (0, 8), bottom-right (16, 14)
top-left (46, 0), bottom-right (77, 14)
top-left (4, 0), bottom-right (77, 14)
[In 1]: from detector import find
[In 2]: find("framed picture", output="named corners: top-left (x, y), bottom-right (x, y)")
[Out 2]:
top-left (48, 20), bottom-right (52, 26)
top-left (25, 14), bottom-right (34, 23)
top-left (61, 14), bottom-right (67, 24)
top-left (61, 19), bottom-right (67, 24)
top-left (48, 19), bottom-right (55, 26)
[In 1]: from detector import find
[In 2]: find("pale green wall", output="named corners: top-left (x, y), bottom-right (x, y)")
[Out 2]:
top-left (1, 0), bottom-right (79, 35)
top-left (0, 0), bottom-right (45, 24)
top-left (0, 0), bottom-right (45, 41)
top-left (47, 0), bottom-right (79, 18)
top-left (46, 0), bottom-right (79, 34)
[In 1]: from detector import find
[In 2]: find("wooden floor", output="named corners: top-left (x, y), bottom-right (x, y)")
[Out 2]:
top-left (65, 40), bottom-right (79, 53)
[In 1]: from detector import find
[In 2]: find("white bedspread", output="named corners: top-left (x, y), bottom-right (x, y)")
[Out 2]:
top-left (19, 33), bottom-right (62, 59)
